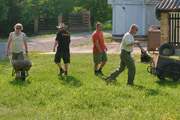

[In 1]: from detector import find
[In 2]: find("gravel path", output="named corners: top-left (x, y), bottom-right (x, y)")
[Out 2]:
top-left (0, 31), bottom-right (112, 60)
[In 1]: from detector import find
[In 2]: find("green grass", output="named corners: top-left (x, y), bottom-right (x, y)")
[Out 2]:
top-left (0, 39), bottom-right (8, 42)
top-left (104, 35), bottom-right (113, 43)
top-left (27, 34), bottom-right (56, 39)
top-left (0, 53), bottom-right (180, 120)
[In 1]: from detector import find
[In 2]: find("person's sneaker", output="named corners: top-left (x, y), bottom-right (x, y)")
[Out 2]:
top-left (97, 69), bottom-right (104, 76)
top-left (94, 70), bottom-right (98, 76)
top-left (127, 83), bottom-right (134, 86)
top-left (64, 71), bottom-right (68, 76)
top-left (105, 76), bottom-right (113, 85)
top-left (58, 68), bottom-right (64, 76)
top-left (105, 76), bottom-right (112, 82)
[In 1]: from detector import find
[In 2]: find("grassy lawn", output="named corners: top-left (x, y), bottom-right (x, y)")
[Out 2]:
top-left (0, 39), bottom-right (8, 42)
top-left (0, 53), bottom-right (180, 120)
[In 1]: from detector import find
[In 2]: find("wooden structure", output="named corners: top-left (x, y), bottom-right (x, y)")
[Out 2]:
top-left (63, 11), bottom-right (90, 32)
top-left (23, 11), bottom-right (90, 34)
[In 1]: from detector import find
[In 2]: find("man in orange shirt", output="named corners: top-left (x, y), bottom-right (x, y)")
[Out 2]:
top-left (92, 23), bottom-right (108, 76)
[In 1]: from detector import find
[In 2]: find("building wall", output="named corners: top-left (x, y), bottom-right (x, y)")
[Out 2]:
top-left (108, 0), bottom-right (161, 36)
top-left (112, 4), bottom-right (144, 36)
top-left (146, 4), bottom-right (161, 34)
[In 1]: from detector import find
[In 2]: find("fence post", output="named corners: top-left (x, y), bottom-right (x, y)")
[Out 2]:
top-left (87, 11), bottom-right (90, 30)
top-left (34, 17), bottom-right (38, 33)
top-left (58, 14), bottom-right (62, 25)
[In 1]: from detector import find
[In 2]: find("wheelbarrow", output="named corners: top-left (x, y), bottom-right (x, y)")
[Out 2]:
top-left (10, 58), bottom-right (32, 80)
top-left (137, 43), bottom-right (180, 81)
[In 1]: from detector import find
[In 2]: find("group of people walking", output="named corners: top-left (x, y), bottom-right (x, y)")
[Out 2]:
top-left (6, 22), bottom-right (139, 85)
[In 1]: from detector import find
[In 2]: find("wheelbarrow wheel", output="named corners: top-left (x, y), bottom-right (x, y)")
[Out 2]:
top-left (21, 69), bottom-right (26, 81)
top-left (157, 75), bottom-right (165, 81)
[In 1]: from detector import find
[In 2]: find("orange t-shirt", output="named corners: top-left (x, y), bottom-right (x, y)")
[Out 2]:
top-left (92, 31), bottom-right (105, 53)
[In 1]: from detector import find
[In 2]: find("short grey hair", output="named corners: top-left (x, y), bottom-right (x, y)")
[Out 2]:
top-left (130, 24), bottom-right (138, 30)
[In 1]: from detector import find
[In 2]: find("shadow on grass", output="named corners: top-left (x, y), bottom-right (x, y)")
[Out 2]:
top-left (59, 75), bottom-right (82, 87)
top-left (156, 79), bottom-right (180, 88)
top-left (9, 78), bottom-right (31, 86)
top-left (132, 85), bottom-right (160, 96)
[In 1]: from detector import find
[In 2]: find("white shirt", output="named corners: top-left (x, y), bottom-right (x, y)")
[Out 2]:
top-left (120, 32), bottom-right (134, 52)
top-left (11, 32), bottom-right (24, 53)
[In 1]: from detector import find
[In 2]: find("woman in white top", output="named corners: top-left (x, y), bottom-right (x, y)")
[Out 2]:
top-left (6, 23), bottom-right (28, 78)
top-left (6, 23), bottom-right (28, 59)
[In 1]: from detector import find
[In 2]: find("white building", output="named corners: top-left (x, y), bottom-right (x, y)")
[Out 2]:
top-left (108, 0), bottom-right (162, 36)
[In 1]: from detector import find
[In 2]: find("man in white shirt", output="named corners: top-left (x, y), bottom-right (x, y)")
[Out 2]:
top-left (106, 24), bottom-right (139, 85)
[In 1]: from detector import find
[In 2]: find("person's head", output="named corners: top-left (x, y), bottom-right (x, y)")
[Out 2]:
top-left (130, 24), bottom-right (138, 35)
top-left (58, 28), bottom-right (62, 31)
top-left (96, 23), bottom-right (103, 32)
top-left (61, 27), bottom-right (66, 30)
top-left (57, 23), bottom-right (67, 31)
top-left (14, 23), bottom-right (23, 32)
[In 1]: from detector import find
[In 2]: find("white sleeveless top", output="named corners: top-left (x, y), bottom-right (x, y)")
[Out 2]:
top-left (11, 32), bottom-right (25, 53)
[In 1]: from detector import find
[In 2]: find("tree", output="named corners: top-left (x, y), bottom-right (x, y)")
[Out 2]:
top-left (75, 0), bottom-right (112, 29)
top-left (0, 0), bottom-right (9, 20)
top-left (0, 0), bottom-right (75, 36)
top-left (29, 0), bottom-right (75, 18)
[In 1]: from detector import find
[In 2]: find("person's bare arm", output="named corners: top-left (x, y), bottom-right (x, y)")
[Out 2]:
top-left (95, 40), bottom-right (103, 54)
top-left (127, 41), bottom-right (139, 46)
top-left (6, 33), bottom-right (12, 56)
top-left (23, 34), bottom-right (28, 56)
top-left (53, 40), bottom-right (58, 52)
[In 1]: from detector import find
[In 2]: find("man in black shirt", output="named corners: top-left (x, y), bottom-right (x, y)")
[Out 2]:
top-left (53, 23), bottom-right (71, 76)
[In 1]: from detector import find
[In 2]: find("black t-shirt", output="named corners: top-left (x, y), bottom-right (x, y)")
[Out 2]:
top-left (56, 30), bottom-right (71, 52)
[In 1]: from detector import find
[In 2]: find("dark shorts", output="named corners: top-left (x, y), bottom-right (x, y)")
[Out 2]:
top-left (93, 51), bottom-right (108, 64)
top-left (54, 51), bottom-right (70, 64)
top-left (12, 52), bottom-right (24, 60)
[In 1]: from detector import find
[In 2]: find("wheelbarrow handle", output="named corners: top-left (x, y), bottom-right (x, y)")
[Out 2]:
top-left (137, 43), bottom-right (153, 61)
top-left (137, 43), bottom-right (145, 52)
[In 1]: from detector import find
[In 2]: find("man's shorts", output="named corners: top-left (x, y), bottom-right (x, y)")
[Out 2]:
top-left (54, 51), bottom-right (70, 64)
top-left (12, 52), bottom-right (24, 60)
top-left (93, 51), bottom-right (108, 64)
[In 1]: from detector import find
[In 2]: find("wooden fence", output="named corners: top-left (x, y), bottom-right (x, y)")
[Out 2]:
top-left (24, 11), bottom-right (90, 34)
top-left (64, 11), bottom-right (90, 32)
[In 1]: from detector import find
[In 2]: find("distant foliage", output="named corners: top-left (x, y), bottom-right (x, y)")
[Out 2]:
top-left (0, 0), bottom-right (75, 36)
top-left (75, 0), bottom-right (112, 29)
top-left (0, 0), bottom-right (112, 37)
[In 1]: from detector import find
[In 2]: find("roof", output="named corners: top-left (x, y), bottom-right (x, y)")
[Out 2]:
top-left (157, 0), bottom-right (180, 11)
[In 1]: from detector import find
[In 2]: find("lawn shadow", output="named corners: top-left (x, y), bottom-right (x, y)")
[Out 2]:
top-left (156, 79), bottom-right (180, 88)
top-left (59, 75), bottom-right (83, 87)
top-left (132, 85), bottom-right (160, 96)
top-left (9, 78), bottom-right (31, 87)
